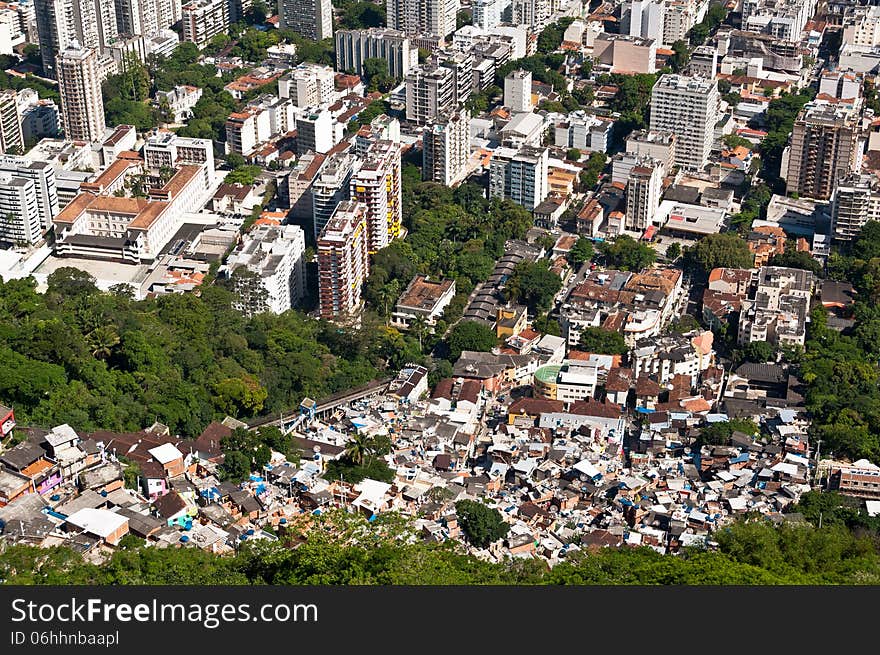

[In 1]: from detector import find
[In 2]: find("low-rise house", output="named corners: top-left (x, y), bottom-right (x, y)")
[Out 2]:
top-left (390, 276), bottom-right (457, 330)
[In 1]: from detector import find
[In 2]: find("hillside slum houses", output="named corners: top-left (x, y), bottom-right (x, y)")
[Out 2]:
top-left (0, 350), bottom-right (835, 564)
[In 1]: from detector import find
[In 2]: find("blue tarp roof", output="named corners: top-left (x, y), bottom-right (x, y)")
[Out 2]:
top-left (635, 406), bottom-right (655, 414)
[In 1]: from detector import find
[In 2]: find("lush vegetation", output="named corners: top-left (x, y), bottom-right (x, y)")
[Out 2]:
top-left (730, 182), bottom-right (771, 234)
top-left (697, 418), bottom-right (759, 446)
top-left (577, 327), bottom-right (628, 355)
top-left (0, 270), bottom-right (394, 437)
top-left (5, 512), bottom-right (880, 584)
top-left (446, 321), bottom-right (498, 362)
top-left (103, 53), bottom-right (155, 130)
top-left (455, 500), bottom-right (510, 548)
top-left (688, 2), bottom-right (729, 46)
top-left (536, 17), bottom-right (576, 54)
top-left (599, 235), bottom-right (657, 271)
top-left (365, 176), bottom-right (532, 338)
top-left (597, 73), bottom-right (659, 142)
top-left (503, 261), bottom-right (563, 313)
top-left (768, 245), bottom-right (824, 276)
top-left (683, 232), bottom-right (754, 277)
top-left (579, 151), bottom-right (607, 191)
top-left (799, 221), bottom-right (880, 461)
top-left (757, 88), bottom-right (815, 192)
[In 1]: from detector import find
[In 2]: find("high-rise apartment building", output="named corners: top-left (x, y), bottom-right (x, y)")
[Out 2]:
top-left (0, 154), bottom-right (60, 232)
top-left (625, 0), bottom-right (665, 42)
top-left (423, 108), bottom-right (471, 186)
top-left (489, 145), bottom-right (548, 210)
top-left (386, 0), bottom-right (459, 38)
top-left (279, 0), bottom-right (332, 41)
top-left (57, 41), bottom-right (106, 143)
top-left (405, 64), bottom-right (457, 124)
top-left (279, 63), bottom-right (336, 108)
top-left (625, 159), bottom-right (664, 231)
top-left (649, 74), bottom-right (718, 171)
top-left (288, 151), bottom-right (325, 221)
top-left (350, 139), bottom-right (402, 253)
top-left (831, 174), bottom-right (880, 243)
top-left (295, 107), bottom-right (336, 155)
top-left (35, 0), bottom-right (118, 78)
top-left (181, 0), bottom-right (228, 46)
top-left (317, 199), bottom-right (370, 320)
top-left (224, 224), bottom-right (306, 315)
top-left (335, 28), bottom-right (416, 80)
top-left (504, 69), bottom-right (533, 113)
top-left (473, 0), bottom-right (511, 30)
top-left (511, 0), bottom-right (550, 31)
top-left (312, 150), bottom-right (359, 240)
top-left (785, 101), bottom-right (860, 200)
top-left (0, 90), bottom-right (23, 155)
top-left (0, 172), bottom-right (41, 244)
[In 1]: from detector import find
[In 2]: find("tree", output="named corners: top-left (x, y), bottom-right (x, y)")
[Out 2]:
top-left (568, 237), bottom-right (594, 265)
top-left (447, 321), bottom-right (497, 361)
top-left (503, 260), bottom-right (563, 313)
top-left (218, 450), bottom-right (252, 482)
top-left (698, 419), bottom-right (759, 446)
top-left (577, 327), bottom-right (628, 355)
top-left (362, 57), bottom-right (395, 92)
top-left (666, 242), bottom-right (682, 261)
top-left (599, 234), bottom-right (656, 271)
top-left (455, 499), bottom-right (510, 548)
top-left (224, 165), bottom-right (262, 185)
top-left (566, 147), bottom-right (582, 161)
top-left (344, 433), bottom-right (372, 466)
top-left (456, 9), bottom-right (472, 29)
top-left (684, 232), bottom-right (754, 276)
top-left (768, 248), bottom-right (823, 276)
top-left (669, 40), bottom-right (690, 72)
top-left (742, 340), bottom-right (774, 363)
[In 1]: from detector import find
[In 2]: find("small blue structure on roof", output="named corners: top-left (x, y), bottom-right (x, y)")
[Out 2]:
top-left (180, 535), bottom-right (189, 543)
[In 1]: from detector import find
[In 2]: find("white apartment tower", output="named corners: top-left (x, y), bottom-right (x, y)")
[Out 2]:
top-left (34, 0), bottom-right (117, 79)
top-left (831, 174), bottom-right (880, 243)
top-left (0, 90), bottom-right (24, 155)
top-left (296, 107), bottom-right (336, 155)
top-left (625, 160), bottom-right (663, 231)
top-left (57, 41), bottom-right (106, 144)
top-left (386, 0), bottom-right (459, 38)
top-left (181, 0), bottom-right (228, 46)
top-left (626, 0), bottom-right (665, 42)
top-left (0, 172), bottom-right (41, 244)
top-left (489, 145), bottom-right (548, 210)
top-left (280, 0), bottom-right (332, 41)
top-left (335, 28), bottom-right (416, 80)
top-left (225, 224), bottom-right (307, 316)
top-left (504, 69), bottom-right (533, 113)
top-left (0, 155), bottom-right (60, 231)
top-left (649, 74), bottom-right (718, 171)
top-left (279, 64), bottom-right (336, 108)
top-left (350, 140), bottom-right (403, 253)
top-left (423, 108), bottom-right (471, 186)
top-left (405, 64), bottom-right (457, 124)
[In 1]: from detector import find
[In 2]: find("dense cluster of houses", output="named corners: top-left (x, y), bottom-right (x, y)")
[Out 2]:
top-left (2, 343), bottom-right (873, 563)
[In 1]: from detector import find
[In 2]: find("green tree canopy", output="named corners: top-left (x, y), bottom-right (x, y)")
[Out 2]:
top-left (455, 500), bottom-right (510, 548)
top-left (503, 260), bottom-right (563, 313)
top-left (684, 232), bottom-right (754, 276)
top-left (577, 327), bottom-right (628, 355)
top-left (599, 235), bottom-right (656, 271)
top-left (447, 321), bottom-right (497, 362)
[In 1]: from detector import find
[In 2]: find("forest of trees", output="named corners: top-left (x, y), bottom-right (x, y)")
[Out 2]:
top-left (0, 269), bottom-right (393, 438)
top-left (4, 510), bottom-right (880, 585)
